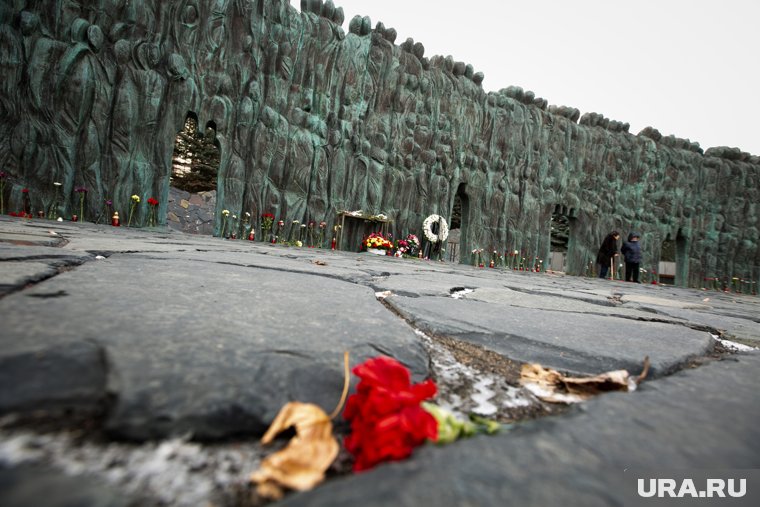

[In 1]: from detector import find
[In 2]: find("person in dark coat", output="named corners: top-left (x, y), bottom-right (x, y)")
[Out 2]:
top-left (621, 232), bottom-right (642, 283)
top-left (596, 231), bottom-right (620, 279)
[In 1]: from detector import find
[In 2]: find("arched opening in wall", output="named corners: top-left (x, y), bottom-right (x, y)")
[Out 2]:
top-left (548, 205), bottom-right (573, 273)
top-left (169, 113), bottom-right (221, 234)
top-left (675, 228), bottom-right (689, 287)
top-left (659, 235), bottom-right (676, 285)
top-left (448, 184), bottom-right (469, 263)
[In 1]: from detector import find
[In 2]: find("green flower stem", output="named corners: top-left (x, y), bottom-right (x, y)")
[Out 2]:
top-left (128, 202), bottom-right (136, 227)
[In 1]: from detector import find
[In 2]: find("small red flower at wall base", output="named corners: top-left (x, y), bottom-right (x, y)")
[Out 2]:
top-left (343, 356), bottom-right (437, 471)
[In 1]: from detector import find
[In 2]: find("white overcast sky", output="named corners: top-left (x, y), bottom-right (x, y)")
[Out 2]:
top-left (290, 0), bottom-right (760, 155)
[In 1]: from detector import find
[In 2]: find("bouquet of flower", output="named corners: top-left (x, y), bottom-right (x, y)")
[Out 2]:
top-left (261, 212), bottom-right (274, 241)
top-left (128, 194), bottom-right (140, 227)
top-left (405, 234), bottom-right (420, 256)
top-left (147, 197), bottom-right (159, 226)
top-left (75, 186), bottom-right (87, 221)
top-left (95, 198), bottom-right (112, 224)
top-left (307, 221), bottom-right (316, 247)
top-left (396, 238), bottom-right (409, 256)
top-left (362, 232), bottom-right (394, 252)
top-left (220, 209), bottom-right (230, 237)
top-left (472, 248), bottom-right (484, 268)
top-left (318, 221), bottom-right (327, 248)
top-left (243, 212), bottom-right (251, 239)
top-left (274, 219), bottom-right (284, 243)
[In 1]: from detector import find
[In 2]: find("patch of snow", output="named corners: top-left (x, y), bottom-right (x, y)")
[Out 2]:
top-left (414, 329), bottom-right (538, 417)
top-left (715, 336), bottom-right (757, 352)
top-left (0, 430), bottom-right (261, 506)
top-left (450, 288), bottom-right (474, 299)
top-left (522, 383), bottom-right (585, 404)
top-left (501, 385), bottom-right (533, 408)
top-left (471, 378), bottom-right (497, 416)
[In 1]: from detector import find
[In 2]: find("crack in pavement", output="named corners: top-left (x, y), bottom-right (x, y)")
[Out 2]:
top-left (0, 259), bottom-right (94, 300)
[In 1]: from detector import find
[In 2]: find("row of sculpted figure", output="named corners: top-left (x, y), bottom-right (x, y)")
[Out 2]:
top-left (0, 1), bottom-right (758, 283)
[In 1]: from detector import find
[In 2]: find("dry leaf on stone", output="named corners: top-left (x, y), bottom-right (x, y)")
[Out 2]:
top-left (312, 259), bottom-right (327, 266)
top-left (520, 357), bottom-right (649, 404)
top-left (250, 402), bottom-right (339, 500)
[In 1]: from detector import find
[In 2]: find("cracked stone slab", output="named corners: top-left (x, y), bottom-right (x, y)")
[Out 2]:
top-left (385, 294), bottom-right (713, 376)
top-left (0, 243), bottom-right (92, 262)
top-left (0, 465), bottom-right (132, 507)
top-left (624, 305), bottom-right (760, 345)
top-left (279, 352), bottom-right (760, 507)
top-left (464, 286), bottom-right (688, 325)
top-left (0, 341), bottom-right (108, 415)
top-left (0, 245), bottom-right (95, 296)
top-left (0, 261), bottom-right (59, 296)
top-left (0, 254), bottom-right (429, 440)
top-left (0, 222), bottom-right (68, 247)
top-left (621, 294), bottom-right (711, 310)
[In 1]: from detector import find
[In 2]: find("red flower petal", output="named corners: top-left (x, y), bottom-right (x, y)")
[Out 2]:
top-left (343, 356), bottom-right (438, 471)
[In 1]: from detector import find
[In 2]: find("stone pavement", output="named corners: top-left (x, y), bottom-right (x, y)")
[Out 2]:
top-left (0, 217), bottom-right (758, 506)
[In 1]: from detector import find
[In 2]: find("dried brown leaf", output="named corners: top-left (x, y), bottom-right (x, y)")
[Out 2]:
top-left (519, 363), bottom-right (564, 389)
top-left (520, 358), bottom-right (649, 404)
top-left (250, 402), bottom-right (339, 499)
top-left (561, 370), bottom-right (631, 398)
top-left (635, 356), bottom-right (650, 384)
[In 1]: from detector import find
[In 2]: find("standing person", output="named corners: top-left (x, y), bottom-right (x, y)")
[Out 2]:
top-left (621, 232), bottom-right (642, 283)
top-left (596, 231), bottom-right (620, 279)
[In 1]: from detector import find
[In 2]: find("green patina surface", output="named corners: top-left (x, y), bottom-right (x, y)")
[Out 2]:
top-left (1, 1), bottom-right (758, 287)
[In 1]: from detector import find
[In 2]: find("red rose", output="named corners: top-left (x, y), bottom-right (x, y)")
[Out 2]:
top-left (343, 356), bottom-right (437, 471)
top-left (147, 197), bottom-right (159, 206)
top-left (22, 188), bottom-right (29, 193)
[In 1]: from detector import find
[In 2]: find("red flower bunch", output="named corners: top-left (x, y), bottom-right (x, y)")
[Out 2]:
top-left (22, 188), bottom-right (29, 194)
top-left (343, 356), bottom-right (437, 471)
top-left (9, 211), bottom-right (33, 218)
top-left (147, 197), bottom-right (159, 206)
top-left (261, 212), bottom-right (274, 232)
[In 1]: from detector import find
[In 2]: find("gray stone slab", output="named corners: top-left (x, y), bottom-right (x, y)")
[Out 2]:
top-left (0, 254), bottom-right (428, 440)
top-left (0, 221), bottom-right (68, 247)
top-left (385, 294), bottom-right (713, 376)
top-left (0, 261), bottom-right (58, 295)
top-left (465, 286), bottom-right (688, 325)
top-left (0, 465), bottom-right (131, 507)
top-left (0, 341), bottom-right (107, 415)
top-left (281, 352), bottom-right (760, 507)
top-left (621, 293), bottom-right (711, 310)
top-left (625, 305), bottom-right (760, 344)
